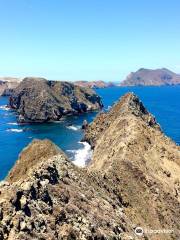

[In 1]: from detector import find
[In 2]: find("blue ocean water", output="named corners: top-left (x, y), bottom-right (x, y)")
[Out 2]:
top-left (0, 86), bottom-right (179, 180)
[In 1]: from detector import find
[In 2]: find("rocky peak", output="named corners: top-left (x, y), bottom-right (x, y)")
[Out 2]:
top-left (7, 139), bottom-right (62, 183)
top-left (111, 93), bottom-right (160, 128)
top-left (84, 93), bottom-right (180, 239)
top-left (83, 93), bottom-right (160, 148)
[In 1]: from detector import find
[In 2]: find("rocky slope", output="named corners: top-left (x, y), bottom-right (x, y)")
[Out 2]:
top-left (9, 77), bottom-right (103, 123)
top-left (74, 80), bottom-right (115, 89)
top-left (84, 93), bottom-right (180, 239)
top-left (0, 139), bottom-right (140, 240)
top-left (120, 68), bottom-right (180, 86)
top-left (0, 93), bottom-right (179, 239)
top-left (0, 78), bottom-right (21, 96)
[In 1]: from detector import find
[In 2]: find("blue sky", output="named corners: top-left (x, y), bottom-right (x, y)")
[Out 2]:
top-left (0, 0), bottom-right (180, 81)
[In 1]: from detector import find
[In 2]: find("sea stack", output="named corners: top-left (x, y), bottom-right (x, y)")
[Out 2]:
top-left (0, 93), bottom-right (180, 239)
top-left (9, 77), bottom-right (103, 123)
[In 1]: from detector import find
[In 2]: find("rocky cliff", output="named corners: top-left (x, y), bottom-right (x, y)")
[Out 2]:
top-left (0, 93), bottom-right (180, 240)
top-left (9, 77), bottom-right (103, 123)
top-left (120, 68), bottom-right (180, 86)
top-left (84, 93), bottom-right (180, 239)
top-left (0, 78), bottom-right (21, 96)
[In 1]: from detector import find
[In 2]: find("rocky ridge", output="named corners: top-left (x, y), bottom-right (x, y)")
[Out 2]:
top-left (120, 68), bottom-right (180, 86)
top-left (9, 77), bottom-right (103, 123)
top-left (0, 139), bottom-right (140, 240)
top-left (0, 93), bottom-right (179, 239)
top-left (84, 93), bottom-right (180, 239)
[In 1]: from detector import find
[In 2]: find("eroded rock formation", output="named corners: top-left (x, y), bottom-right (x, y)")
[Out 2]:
top-left (9, 77), bottom-right (103, 123)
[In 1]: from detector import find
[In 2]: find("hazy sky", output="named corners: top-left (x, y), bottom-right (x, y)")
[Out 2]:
top-left (0, 0), bottom-right (180, 81)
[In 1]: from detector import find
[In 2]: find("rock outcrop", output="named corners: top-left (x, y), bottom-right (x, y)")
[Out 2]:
top-left (0, 139), bottom-right (140, 240)
top-left (9, 77), bottom-right (103, 123)
top-left (84, 93), bottom-right (180, 239)
top-left (0, 78), bottom-right (21, 96)
top-left (120, 68), bottom-right (180, 86)
top-left (0, 93), bottom-right (180, 239)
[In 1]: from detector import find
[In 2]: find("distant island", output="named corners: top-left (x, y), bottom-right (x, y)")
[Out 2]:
top-left (0, 77), bottom-right (21, 96)
top-left (1, 67), bottom-right (180, 97)
top-left (120, 68), bottom-right (180, 86)
top-left (74, 80), bottom-right (115, 88)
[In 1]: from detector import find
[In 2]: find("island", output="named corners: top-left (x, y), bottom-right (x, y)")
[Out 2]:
top-left (9, 77), bottom-right (103, 123)
top-left (120, 68), bottom-right (180, 86)
top-left (74, 80), bottom-right (115, 88)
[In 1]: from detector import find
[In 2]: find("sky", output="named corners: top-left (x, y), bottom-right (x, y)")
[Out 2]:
top-left (0, 0), bottom-right (180, 82)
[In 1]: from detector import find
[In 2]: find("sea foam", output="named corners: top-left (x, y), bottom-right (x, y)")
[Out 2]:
top-left (67, 142), bottom-right (92, 167)
top-left (66, 125), bottom-right (81, 131)
top-left (6, 128), bottom-right (23, 133)
top-left (7, 122), bottom-right (18, 126)
top-left (0, 105), bottom-right (10, 111)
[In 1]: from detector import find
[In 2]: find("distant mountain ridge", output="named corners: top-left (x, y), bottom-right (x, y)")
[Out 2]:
top-left (120, 68), bottom-right (180, 86)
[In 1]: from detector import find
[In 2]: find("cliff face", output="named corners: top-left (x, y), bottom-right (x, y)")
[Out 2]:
top-left (9, 78), bottom-right (103, 123)
top-left (0, 93), bottom-right (180, 240)
top-left (120, 68), bottom-right (180, 86)
top-left (0, 78), bottom-right (21, 96)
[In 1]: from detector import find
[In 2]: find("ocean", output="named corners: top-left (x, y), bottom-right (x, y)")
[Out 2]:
top-left (0, 86), bottom-right (179, 180)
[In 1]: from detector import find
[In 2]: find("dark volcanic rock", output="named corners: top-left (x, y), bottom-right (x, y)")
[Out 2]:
top-left (9, 77), bottom-right (103, 123)
top-left (82, 120), bottom-right (88, 130)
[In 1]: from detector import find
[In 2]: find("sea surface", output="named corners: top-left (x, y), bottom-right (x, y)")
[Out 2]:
top-left (0, 86), bottom-right (179, 180)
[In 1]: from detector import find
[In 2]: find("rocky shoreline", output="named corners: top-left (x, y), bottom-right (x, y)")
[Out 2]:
top-left (0, 93), bottom-right (180, 239)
